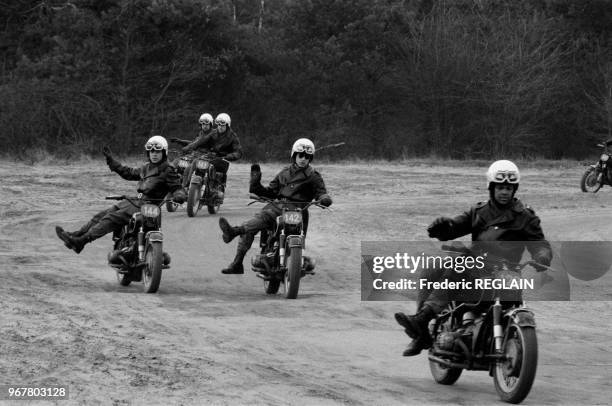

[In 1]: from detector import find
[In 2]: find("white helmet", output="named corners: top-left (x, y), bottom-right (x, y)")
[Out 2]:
top-left (291, 138), bottom-right (315, 159)
top-left (215, 113), bottom-right (231, 127)
top-left (145, 135), bottom-right (169, 154)
top-left (486, 160), bottom-right (520, 186)
top-left (199, 113), bottom-right (213, 125)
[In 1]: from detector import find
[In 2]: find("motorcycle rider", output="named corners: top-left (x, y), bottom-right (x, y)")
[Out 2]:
top-left (394, 160), bottom-right (553, 356)
top-left (217, 138), bottom-right (332, 275)
top-left (180, 113), bottom-right (242, 200)
top-left (55, 136), bottom-right (186, 254)
top-left (169, 113), bottom-right (215, 188)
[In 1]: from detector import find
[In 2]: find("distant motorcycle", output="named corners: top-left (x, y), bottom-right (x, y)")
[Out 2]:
top-left (186, 152), bottom-right (226, 217)
top-left (105, 195), bottom-right (173, 293)
top-left (166, 150), bottom-right (196, 212)
top-left (580, 142), bottom-right (612, 193)
top-left (248, 195), bottom-right (329, 299)
top-left (425, 244), bottom-right (548, 404)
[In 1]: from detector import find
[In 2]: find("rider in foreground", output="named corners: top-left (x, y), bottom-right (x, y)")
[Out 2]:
top-left (395, 160), bottom-right (552, 356)
top-left (179, 113), bottom-right (242, 200)
top-left (55, 136), bottom-right (186, 254)
top-left (218, 138), bottom-right (332, 274)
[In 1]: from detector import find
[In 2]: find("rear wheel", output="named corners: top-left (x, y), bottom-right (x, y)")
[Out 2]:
top-left (580, 167), bottom-right (602, 193)
top-left (283, 246), bottom-right (302, 299)
top-left (187, 182), bottom-right (201, 217)
top-left (493, 324), bottom-right (538, 404)
top-left (143, 242), bottom-right (163, 293)
top-left (429, 315), bottom-right (463, 385)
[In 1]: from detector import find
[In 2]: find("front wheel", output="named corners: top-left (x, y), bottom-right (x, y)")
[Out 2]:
top-left (283, 246), bottom-right (302, 299)
top-left (580, 167), bottom-right (602, 193)
top-left (187, 182), bottom-right (201, 217)
top-left (143, 242), bottom-right (163, 293)
top-left (493, 324), bottom-right (538, 404)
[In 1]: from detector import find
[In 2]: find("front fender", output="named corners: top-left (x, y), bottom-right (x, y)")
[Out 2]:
top-left (190, 175), bottom-right (202, 185)
top-left (146, 231), bottom-right (163, 244)
top-left (286, 235), bottom-right (303, 248)
top-left (505, 308), bottom-right (536, 328)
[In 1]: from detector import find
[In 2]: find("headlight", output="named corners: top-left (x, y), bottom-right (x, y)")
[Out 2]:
top-left (196, 160), bottom-right (210, 170)
top-left (601, 154), bottom-right (609, 162)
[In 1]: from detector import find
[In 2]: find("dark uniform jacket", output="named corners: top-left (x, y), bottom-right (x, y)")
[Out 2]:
top-left (434, 198), bottom-right (552, 265)
top-left (174, 129), bottom-right (214, 151)
top-left (250, 164), bottom-right (329, 204)
top-left (107, 158), bottom-right (185, 202)
top-left (184, 129), bottom-right (242, 161)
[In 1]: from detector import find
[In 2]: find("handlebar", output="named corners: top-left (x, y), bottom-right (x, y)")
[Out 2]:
top-left (248, 194), bottom-right (331, 211)
top-left (105, 195), bottom-right (177, 207)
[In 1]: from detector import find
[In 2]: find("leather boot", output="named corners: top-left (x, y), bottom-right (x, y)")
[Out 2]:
top-left (221, 251), bottom-right (246, 274)
top-left (55, 226), bottom-right (89, 254)
top-left (394, 306), bottom-right (436, 356)
top-left (219, 218), bottom-right (244, 243)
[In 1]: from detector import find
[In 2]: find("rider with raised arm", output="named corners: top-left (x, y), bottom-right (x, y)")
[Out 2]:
top-left (180, 113), bottom-right (242, 199)
top-left (394, 160), bottom-right (552, 356)
top-left (217, 138), bottom-right (332, 274)
top-left (55, 136), bottom-right (186, 254)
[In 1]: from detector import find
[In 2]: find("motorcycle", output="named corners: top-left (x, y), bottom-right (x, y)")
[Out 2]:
top-left (248, 195), bottom-right (330, 299)
top-left (425, 244), bottom-right (548, 404)
top-left (186, 152), bottom-right (227, 217)
top-left (105, 195), bottom-right (173, 293)
top-left (580, 142), bottom-right (612, 193)
top-left (166, 150), bottom-right (196, 212)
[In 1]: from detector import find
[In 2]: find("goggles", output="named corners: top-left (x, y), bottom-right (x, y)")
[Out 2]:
top-left (200, 120), bottom-right (212, 125)
top-left (296, 152), bottom-right (313, 159)
top-left (215, 120), bottom-right (228, 126)
top-left (492, 170), bottom-right (519, 183)
top-left (145, 142), bottom-right (165, 151)
top-left (294, 144), bottom-right (314, 154)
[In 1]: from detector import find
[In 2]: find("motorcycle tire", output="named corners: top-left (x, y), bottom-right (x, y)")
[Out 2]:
top-left (207, 201), bottom-right (220, 215)
top-left (187, 183), bottom-right (201, 217)
top-left (264, 277), bottom-right (281, 295)
top-left (283, 246), bottom-right (302, 299)
top-left (493, 323), bottom-right (538, 404)
top-left (143, 241), bottom-right (163, 293)
top-left (580, 167), bottom-right (602, 193)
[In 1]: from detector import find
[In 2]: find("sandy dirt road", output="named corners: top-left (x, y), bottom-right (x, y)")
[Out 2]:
top-left (1, 159), bottom-right (611, 405)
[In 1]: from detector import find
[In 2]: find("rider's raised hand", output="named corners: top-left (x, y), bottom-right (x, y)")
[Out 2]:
top-left (250, 164), bottom-right (262, 185)
top-left (427, 217), bottom-right (453, 239)
top-left (319, 194), bottom-right (332, 207)
top-left (102, 146), bottom-right (114, 164)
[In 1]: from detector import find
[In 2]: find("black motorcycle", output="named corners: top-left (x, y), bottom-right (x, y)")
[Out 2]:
top-left (166, 150), bottom-right (196, 212)
top-left (248, 195), bottom-right (329, 299)
top-left (580, 141), bottom-right (612, 193)
top-left (105, 195), bottom-right (173, 293)
top-left (426, 245), bottom-right (547, 404)
top-left (186, 152), bottom-right (226, 217)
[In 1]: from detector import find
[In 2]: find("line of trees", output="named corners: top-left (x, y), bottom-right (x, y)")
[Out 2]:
top-left (1, 0), bottom-right (611, 160)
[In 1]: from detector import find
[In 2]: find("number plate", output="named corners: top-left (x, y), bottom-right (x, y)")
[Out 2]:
top-left (141, 204), bottom-right (160, 218)
top-left (283, 212), bottom-right (302, 225)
